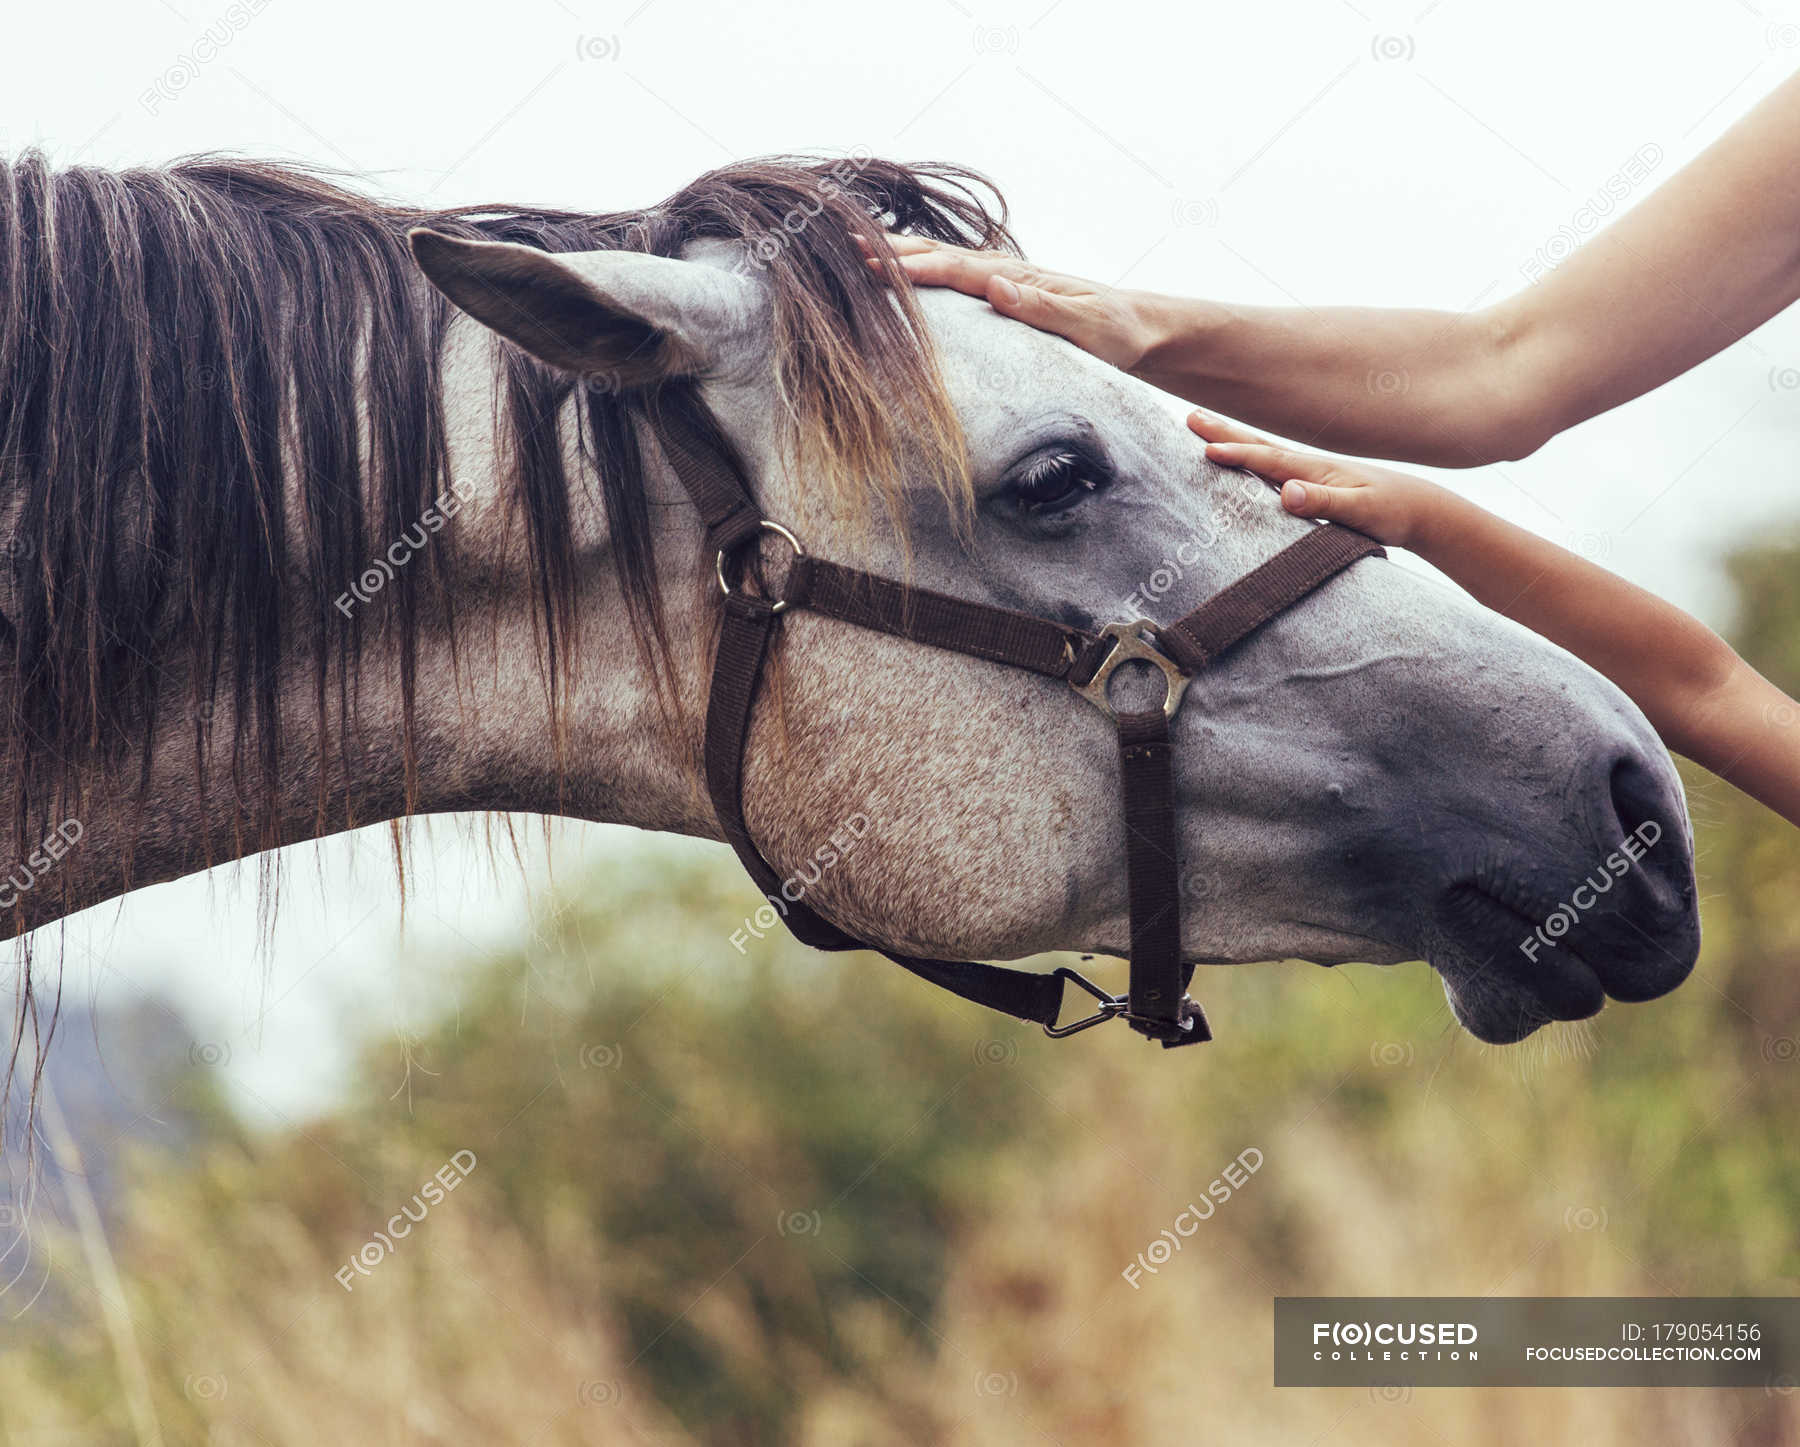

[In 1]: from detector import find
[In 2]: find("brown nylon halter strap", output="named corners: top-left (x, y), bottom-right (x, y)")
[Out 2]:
top-left (702, 592), bottom-right (1067, 1026)
top-left (648, 405), bottom-right (1385, 1049)
top-left (790, 557), bottom-right (1095, 680)
top-left (1116, 707), bottom-right (1192, 1033)
top-left (1159, 524), bottom-right (1384, 670)
top-left (651, 402), bottom-right (763, 555)
top-left (1108, 527), bottom-right (1385, 1046)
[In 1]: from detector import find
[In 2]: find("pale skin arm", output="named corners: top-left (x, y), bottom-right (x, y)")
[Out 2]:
top-left (1187, 410), bottom-right (1800, 828)
top-left (869, 68), bottom-right (1800, 468)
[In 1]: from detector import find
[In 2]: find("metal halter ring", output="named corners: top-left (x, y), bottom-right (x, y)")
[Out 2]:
top-left (716, 520), bottom-right (806, 614)
top-left (1072, 619), bottom-right (1193, 723)
top-left (1043, 965), bottom-right (1130, 1037)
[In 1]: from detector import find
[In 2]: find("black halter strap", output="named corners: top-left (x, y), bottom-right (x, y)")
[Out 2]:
top-left (652, 407), bottom-right (1384, 1048)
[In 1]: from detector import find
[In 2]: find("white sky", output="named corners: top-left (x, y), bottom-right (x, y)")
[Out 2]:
top-left (7, 0), bottom-right (1800, 1120)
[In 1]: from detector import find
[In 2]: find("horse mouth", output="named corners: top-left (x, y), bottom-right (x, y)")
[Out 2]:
top-left (1429, 883), bottom-right (1610, 1044)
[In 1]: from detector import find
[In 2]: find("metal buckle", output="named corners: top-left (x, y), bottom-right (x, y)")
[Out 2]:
top-left (1042, 965), bottom-right (1129, 1037)
top-left (1071, 619), bottom-right (1192, 722)
top-left (716, 520), bottom-right (806, 614)
top-left (1126, 996), bottom-right (1211, 1047)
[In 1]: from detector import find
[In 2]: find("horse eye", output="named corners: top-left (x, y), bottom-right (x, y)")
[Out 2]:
top-left (1011, 449), bottom-right (1108, 516)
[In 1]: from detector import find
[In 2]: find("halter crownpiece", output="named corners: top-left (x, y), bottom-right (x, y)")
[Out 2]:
top-left (652, 400), bottom-right (1384, 1049)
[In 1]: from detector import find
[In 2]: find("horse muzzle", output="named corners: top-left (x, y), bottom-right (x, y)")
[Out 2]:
top-left (1425, 746), bottom-right (1700, 1043)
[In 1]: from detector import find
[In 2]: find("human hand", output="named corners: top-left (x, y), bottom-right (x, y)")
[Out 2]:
top-left (1186, 409), bottom-right (1449, 550)
top-left (859, 233), bottom-right (1159, 371)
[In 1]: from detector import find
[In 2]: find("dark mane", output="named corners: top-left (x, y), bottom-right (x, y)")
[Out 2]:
top-left (0, 150), bottom-right (1016, 1101)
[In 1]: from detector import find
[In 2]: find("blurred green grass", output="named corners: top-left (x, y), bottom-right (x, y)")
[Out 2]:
top-left (2, 539), bottom-right (1798, 1446)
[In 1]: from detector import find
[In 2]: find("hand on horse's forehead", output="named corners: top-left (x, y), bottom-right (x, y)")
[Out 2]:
top-left (859, 232), bottom-right (1156, 373)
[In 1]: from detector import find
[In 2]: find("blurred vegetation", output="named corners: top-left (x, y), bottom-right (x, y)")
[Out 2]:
top-left (1, 539), bottom-right (1798, 1446)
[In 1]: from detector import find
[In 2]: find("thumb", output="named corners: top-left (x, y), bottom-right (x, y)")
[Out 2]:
top-left (1280, 479), bottom-right (1366, 527)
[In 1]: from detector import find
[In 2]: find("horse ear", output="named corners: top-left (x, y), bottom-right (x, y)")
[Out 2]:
top-left (407, 230), bottom-right (749, 386)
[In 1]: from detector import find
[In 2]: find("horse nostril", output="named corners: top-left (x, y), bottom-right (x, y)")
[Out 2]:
top-left (1570, 749), bottom-right (1700, 1004)
top-left (1607, 754), bottom-right (1668, 845)
top-left (1596, 752), bottom-right (1692, 918)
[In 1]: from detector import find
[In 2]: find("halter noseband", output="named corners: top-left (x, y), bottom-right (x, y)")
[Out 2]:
top-left (652, 405), bottom-right (1384, 1049)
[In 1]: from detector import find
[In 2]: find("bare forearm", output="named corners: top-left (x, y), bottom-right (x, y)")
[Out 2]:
top-left (1410, 496), bottom-right (1800, 826)
top-left (878, 237), bottom-right (1539, 467)
top-left (1679, 668), bottom-right (1800, 826)
top-left (1132, 297), bottom-right (1526, 467)
top-left (1412, 497), bottom-right (1719, 718)
top-left (1498, 73), bottom-right (1800, 441)
top-left (1137, 71), bottom-right (1800, 468)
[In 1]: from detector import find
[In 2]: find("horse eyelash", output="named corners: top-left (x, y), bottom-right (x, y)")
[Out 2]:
top-left (1013, 449), bottom-right (1108, 512)
top-left (1017, 450), bottom-right (1083, 488)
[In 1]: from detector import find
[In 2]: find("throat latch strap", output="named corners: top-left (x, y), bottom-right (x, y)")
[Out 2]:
top-left (702, 589), bottom-right (1068, 1030)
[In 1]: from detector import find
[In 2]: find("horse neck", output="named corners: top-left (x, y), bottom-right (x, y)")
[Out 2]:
top-left (0, 355), bottom-right (717, 942)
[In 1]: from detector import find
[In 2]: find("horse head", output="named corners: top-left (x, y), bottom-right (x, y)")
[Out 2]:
top-left (410, 162), bottom-right (1699, 1044)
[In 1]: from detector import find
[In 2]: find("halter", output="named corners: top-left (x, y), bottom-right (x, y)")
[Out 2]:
top-left (651, 404), bottom-right (1384, 1048)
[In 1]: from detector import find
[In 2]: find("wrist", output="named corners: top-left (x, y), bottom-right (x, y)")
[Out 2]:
top-left (1122, 292), bottom-right (1221, 384)
top-left (1397, 480), bottom-right (1463, 554)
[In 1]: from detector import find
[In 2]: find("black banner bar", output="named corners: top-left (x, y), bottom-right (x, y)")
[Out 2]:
top-left (1275, 1297), bottom-right (1800, 1387)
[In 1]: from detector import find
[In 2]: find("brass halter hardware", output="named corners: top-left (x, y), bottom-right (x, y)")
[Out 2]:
top-left (715, 520), bottom-right (806, 613)
top-left (1071, 619), bottom-right (1192, 724)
